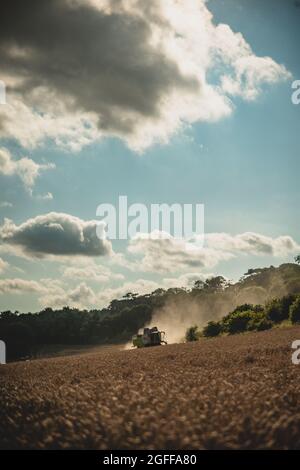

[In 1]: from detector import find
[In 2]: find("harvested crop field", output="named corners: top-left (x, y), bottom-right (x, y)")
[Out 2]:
top-left (1, 326), bottom-right (300, 450)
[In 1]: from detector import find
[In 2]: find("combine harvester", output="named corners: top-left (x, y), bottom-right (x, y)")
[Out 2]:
top-left (132, 327), bottom-right (167, 348)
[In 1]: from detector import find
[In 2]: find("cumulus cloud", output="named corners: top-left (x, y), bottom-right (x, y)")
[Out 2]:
top-left (0, 273), bottom-right (157, 309)
top-left (128, 231), bottom-right (232, 273)
top-left (0, 0), bottom-right (290, 151)
top-left (0, 212), bottom-right (112, 258)
top-left (213, 23), bottom-right (291, 100)
top-left (0, 147), bottom-right (54, 192)
top-left (0, 272), bottom-right (207, 310)
top-left (0, 276), bottom-right (94, 309)
top-left (0, 275), bottom-right (98, 309)
top-left (0, 93), bottom-right (100, 152)
top-left (40, 282), bottom-right (97, 309)
top-left (127, 231), bottom-right (300, 273)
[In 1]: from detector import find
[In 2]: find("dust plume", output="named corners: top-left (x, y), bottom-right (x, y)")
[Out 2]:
top-left (146, 267), bottom-right (297, 344)
top-left (147, 296), bottom-right (214, 344)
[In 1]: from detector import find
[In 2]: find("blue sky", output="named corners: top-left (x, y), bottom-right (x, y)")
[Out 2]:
top-left (0, 0), bottom-right (299, 312)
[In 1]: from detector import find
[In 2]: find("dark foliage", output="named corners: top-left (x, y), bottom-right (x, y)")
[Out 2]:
top-left (0, 298), bottom-right (155, 360)
top-left (290, 296), bottom-right (300, 324)
top-left (265, 294), bottom-right (297, 323)
top-left (202, 321), bottom-right (223, 337)
top-left (185, 325), bottom-right (200, 342)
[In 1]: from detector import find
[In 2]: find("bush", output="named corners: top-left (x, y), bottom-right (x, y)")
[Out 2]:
top-left (222, 304), bottom-right (264, 325)
top-left (222, 308), bottom-right (272, 334)
top-left (290, 296), bottom-right (300, 324)
top-left (229, 304), bottom-right (264, 315)
top-left (223, 310), bottom-right (255, 334)
top-left (247, 315), bottom-right (273, 332)
top-left (185, 325), bottom-right (200, 342)
top-left (202, 321), bottom-right (222, 337)
top-left (266, 295), bottom-right (296, 323)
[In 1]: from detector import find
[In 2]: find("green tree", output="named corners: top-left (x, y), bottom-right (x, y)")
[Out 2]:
top-left (265, 295), bottom-right (296, 323)
top-left (203, 276), bottom-right (229, 292)
top-left (290, 296), bottom-right (300, 324)
top-left (223, 310), bottom-right (254, 334)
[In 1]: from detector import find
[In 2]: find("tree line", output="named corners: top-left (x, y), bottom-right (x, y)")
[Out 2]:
top-left (1, 260), bottom-right (300, 361)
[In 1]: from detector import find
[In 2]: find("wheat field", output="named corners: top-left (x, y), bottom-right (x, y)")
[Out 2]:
top-left (1, 326), bottom-right (300, 449)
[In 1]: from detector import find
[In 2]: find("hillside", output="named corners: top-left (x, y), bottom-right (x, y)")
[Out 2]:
top-left (1, 325), bottom-right (300, 449)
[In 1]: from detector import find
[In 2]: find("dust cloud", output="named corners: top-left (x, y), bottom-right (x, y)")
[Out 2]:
top-left (147, 297), bottom-right (211, 344)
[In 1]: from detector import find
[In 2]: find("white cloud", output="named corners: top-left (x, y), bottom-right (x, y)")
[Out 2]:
top-left (40, 282), bottom-right (97, 309)
top-left (0, 0), bottom-right (290, 152)
top-left (213, 23), bottom-right (291, 100)
top-left (0, 93), bottom-right (100, 152)
top-left (126, 230), bottom-right (300, 274)
top-left (0, 273), bottom-right (157, 309)
top-left (0, 147), bottom-right (55, 192)
top-left (0, 276), bottom-right (97, 309)
top-left (128, 232), bottom-right (232, 273)
top-left (0, 212), bottom-right (112, 258)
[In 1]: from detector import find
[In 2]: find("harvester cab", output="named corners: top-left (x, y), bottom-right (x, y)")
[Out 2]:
top-left (132, 326), bottom-right (167, 348)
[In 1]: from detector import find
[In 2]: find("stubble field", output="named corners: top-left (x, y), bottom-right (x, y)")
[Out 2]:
top-left (1, 326), bottom-right (300, 449)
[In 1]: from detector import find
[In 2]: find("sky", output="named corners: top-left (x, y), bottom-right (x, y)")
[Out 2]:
top-left (0, 0), bottom-right (299, 312)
